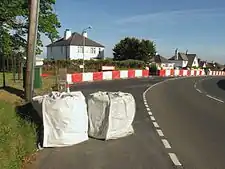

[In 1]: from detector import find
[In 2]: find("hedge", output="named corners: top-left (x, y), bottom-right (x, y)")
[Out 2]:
top-left (43, 59), bottom-right (146, 73)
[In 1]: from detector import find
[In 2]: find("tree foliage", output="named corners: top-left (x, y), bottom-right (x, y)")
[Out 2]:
top-left (0, 0), bottom-right (61, 56)
top-left (113, 37), bottom-right (156, 62)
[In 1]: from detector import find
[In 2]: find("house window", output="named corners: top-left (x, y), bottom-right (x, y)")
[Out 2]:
top-left (91, 47), bottom-right (96, 54)
top-left (78, 46), bottom-right (83, 53)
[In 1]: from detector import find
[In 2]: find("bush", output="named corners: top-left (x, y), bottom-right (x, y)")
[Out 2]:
top-left (43, 59), bottom-right (146, 73)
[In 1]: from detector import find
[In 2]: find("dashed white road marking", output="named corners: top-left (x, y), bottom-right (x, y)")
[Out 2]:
top-left (162, 139), bottom-right (171, 149)
top-left (150, 116), bottom-right (156, 121)
top-left (153, 122), bottom-right (160, 128)
top-left (169, 153), bottom-right (182, 166)
top-left (156, 129), bottom-right (164, 137)
top-left (148, 111), bottom-right (152, 115)
top-left (196, 89), bottom-right (202, 93)
top-left (206, 94), bottom-right (224, 103)
top-left (143, 76), bottom-right (184, 167)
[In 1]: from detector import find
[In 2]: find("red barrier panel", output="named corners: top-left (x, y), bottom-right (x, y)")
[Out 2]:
top-left (112, 71), bottom-right (120, 79)
top-left (187, 70), bottom-right (191, 76)
top-left (170, 69), bottom-right (174, 76)
top-left (72, 73), bottom-right (83, 83)
top-left (93, 72), bottom-right (103, 81)
top-left (159, 70), bottom-right (165, 76)
top-left (128, 69), bottom-right (135, 78)
top-left (142, 70), bottom-right (149, 77)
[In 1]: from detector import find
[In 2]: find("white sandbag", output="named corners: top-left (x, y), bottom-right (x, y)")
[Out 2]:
top-left (41, 91), bottom-right (88, 147)
top-left (88, 91), bottom-right (136, 140)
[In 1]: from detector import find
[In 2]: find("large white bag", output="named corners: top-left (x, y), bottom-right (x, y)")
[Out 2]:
top-left (33, 91), bottom-right (88, 147)
top-left (87, 91), bottom-right (136, 140)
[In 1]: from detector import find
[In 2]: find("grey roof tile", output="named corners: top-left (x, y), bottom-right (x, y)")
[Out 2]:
top-left (46, 32), bottom-right (104, 47)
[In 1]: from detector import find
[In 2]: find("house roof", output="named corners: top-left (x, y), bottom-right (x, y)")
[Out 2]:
top-left (46, 32), bottom-right (104, 47)
top-left (199, 61), bottom-right (206, 67)
top-left (150, 55), bottom-right (172, 63)
top-left (169, 52), bottom-right (188, 61)
top-left (186, 54), bottom-right (197, 67)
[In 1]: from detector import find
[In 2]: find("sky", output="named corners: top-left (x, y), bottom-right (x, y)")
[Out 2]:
top-left (41, 0), bottom-right (225, 63)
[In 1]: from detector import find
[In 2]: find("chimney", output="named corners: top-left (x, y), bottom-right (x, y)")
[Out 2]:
top-left (186, 49), bottom-right (188, 55)
top-left (175, 48), bottom-right (178, 60)
top-left (64, 29), bottom-right (72, 40)
top-left (82, 31), bottom-right (88, 38)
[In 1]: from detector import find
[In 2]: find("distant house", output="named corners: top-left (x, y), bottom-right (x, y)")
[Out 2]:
top-left (169, 50), bottom-right (188, 68)
top-left (150, 54), bottom-right (175, 70)
top-left (207, 62), bottom-right (225, 71)
top-left (46, 29), bottom-right (105, 60)
top-left (186, 54), bottom-right (199, 68)
top-left (198, 59), bottom-right (207, 68)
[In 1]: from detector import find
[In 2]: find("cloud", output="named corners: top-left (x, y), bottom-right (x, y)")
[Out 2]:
top-left (115, 8), bottom-right (225, 25)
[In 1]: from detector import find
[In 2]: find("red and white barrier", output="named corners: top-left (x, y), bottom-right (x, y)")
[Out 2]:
top-left (65, 69), bottom-right (225, 89)
top-left (158, 70), bottom-right (225, 77)
top-left (66, 69), bottom-right (149, 84)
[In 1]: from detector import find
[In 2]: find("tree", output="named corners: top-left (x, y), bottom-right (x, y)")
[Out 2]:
top-left (0, 0), bottom-right (61, 55)
top-left (113, 37), bottom-right (156, 62)
top-left (0, 0), bottom-right (61, 89)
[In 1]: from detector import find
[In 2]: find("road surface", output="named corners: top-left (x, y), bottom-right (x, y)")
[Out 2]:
top-left (32, 77), bottom-right (176, 169)
top-left (146, 76), bottom-right (225, 169)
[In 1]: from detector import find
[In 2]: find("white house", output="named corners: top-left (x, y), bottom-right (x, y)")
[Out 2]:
top-left (150, 54), bottom-right (175, 70)
top-left (169, 49), bottom-right (199, 68)
top-left (46, 29), bottom-right (105, 60)
top-left (169, 50), bottom-right (188, 68)
top-left (186, 54), bottom-right (199, 68)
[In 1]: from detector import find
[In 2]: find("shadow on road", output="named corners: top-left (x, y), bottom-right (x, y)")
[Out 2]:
top-left (217, 79), bottom-right (225, 91)
top-left (0, 86), bottom-right (25, 99)
top-left (15, 102), bottom-right (43, 147)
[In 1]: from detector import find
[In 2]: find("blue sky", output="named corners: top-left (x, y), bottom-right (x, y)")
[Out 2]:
top-left (42, 0), bottom-right (225, 63)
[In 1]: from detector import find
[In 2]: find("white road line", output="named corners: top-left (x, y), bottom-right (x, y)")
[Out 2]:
top-left (156, 129), bottom-right (164, 137)
top-left (196, 88), bottom-right (202, 93)
top-left (206, 94), bottom-right (224, 103)
top-left (169, 153), bottom-right (182, 166)
top-left (150, 116), bottom-right (155, 121)
top-left (153, 122), bottom-right (160, 128)
top-left (162, 139), bottom-right (171, 149)
top-left (194, 83), bottom-right (197, 88)
top-left (148, 111), bottom-right (152, 115)
top-left (142, 77), bottom-right (185, 167)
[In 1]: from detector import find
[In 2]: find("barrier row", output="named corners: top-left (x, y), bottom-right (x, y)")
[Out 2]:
top-left (66, 69), bottom-right (225, 84)
top-left (66, 69), bottom-right (149, 84)
top-left (158, 69), bottom-right (225, 77)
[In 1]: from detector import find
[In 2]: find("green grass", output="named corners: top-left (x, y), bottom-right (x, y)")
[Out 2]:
top-left (0, 101), bottom-right (37, 169)
top-left (0, 72), bottom-right (54, 169)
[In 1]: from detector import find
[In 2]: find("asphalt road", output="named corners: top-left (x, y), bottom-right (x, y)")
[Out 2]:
top-left (32, 77), bottom-right (176, 169)
top-left (197, 76), bottom-right (225, 102)
top-left (146, 76), bottom-right (225, 169)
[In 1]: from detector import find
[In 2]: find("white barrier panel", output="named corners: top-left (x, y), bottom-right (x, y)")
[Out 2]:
top-left (87, 91), bottom-right (135, 140)
top-left (135, 70), bottom-right (142, 77)
top-left (165, 70), bottom-right (171, 76)
top-left (196, 70), bottom-right (200, 76)
top-left (103, 71), bottom-right (113, 80)
top-left (66, 74), bottom-right (72, 84)
top-left (83, 72), bottom-right (93, 82)
top-left (183, 70), bottom-right (188, 76)
top-left (120, 70), bottom-right (128, 79)
top-left (190, 70), bottom-right (195, 76)
top-left (174, 70), bottom-right (180, 76)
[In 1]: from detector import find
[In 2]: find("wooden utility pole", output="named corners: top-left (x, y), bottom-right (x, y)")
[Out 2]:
top-left (25, 0), bottom-right (40, 101)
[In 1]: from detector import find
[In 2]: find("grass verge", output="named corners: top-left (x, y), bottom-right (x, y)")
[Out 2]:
top-left (0, 72), bottom-right (55, 169)
top-left (0, 100), bottom-right (37, 169)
